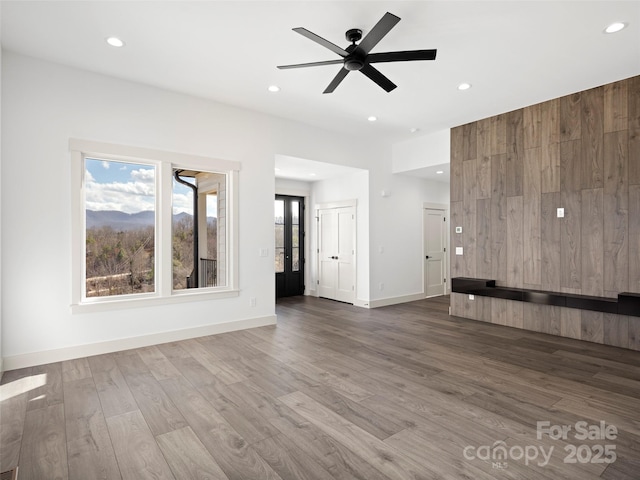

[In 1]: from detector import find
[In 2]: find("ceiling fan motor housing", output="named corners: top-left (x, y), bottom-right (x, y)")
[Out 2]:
top-left (344, 49), bottom-right (366, 71)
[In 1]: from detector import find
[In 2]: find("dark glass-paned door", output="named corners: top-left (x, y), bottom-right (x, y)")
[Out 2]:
top-left (275, 195), bottom-right (304, 298)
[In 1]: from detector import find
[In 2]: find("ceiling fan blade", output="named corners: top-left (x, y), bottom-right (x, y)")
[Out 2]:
top-left (358, 12), bottom-right (401, 54)
top-left (293, 27), bottom-right (349, 57)
top-left (277, 59), bottom-right (344, 70)
top-left (323, 68), bottom-right (350, 94)
top-left (360, 64), bottom-right (397, 92)
top-left (367, 49), bottom-right (437, 63)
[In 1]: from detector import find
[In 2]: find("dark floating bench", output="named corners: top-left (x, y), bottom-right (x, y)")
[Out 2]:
top-left (451, 277), bottom-right (640, 318)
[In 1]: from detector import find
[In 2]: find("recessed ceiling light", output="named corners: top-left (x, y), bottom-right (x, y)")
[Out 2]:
top-left (457, 83), bottom-right (472, 91)
top-left (308, 173), bottom-right (317, 177)
top-left (436, 170), bottom-right (444, 175)
top-left (604, 22), bottom-right (626, 34)
top-left (106, 37), bottom-right (125, 48)
top-left (368, 116), bottom-right (377, 122)
top-left (268, 85), bottom-right (280, 93)
top-left (410, 128), bottom-right (420, 133)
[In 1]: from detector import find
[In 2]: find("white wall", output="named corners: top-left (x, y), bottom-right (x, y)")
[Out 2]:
top-left (309, 170), bottom-right (370, 304)
top-left (392, 128), bottom-right (450, 173)
top-left (0, 52), bottom-right (387, 368)
top-left (369, 166), bottom-right (450, 304)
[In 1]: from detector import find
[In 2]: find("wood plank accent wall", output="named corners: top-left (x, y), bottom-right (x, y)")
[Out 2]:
top-left (450, 75), bottom-right (640, 351)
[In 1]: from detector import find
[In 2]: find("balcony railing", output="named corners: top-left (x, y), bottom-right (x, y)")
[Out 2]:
top-left (186, 258), bottom-right (217, 288)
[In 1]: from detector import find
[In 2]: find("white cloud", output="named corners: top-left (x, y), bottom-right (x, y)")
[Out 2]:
top-left (86, 168), bottom-right (155, 214)
top-left (101, 161), bottom-right (110, 169)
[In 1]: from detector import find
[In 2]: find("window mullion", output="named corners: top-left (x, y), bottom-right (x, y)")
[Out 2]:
top-left (159, 162), bottom-right (173, 296)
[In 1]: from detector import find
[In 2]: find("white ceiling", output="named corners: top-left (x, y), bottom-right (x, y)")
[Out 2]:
top-left (2, 1), bottom-right (639, 175)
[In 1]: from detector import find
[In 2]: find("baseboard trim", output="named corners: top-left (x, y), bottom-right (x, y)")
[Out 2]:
top-left (369, 292), bottom-right (425, 308)
top-left (2, 314), bottom-right (277, 371)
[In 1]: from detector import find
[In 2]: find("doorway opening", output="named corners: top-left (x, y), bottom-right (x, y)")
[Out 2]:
top-left (275, 195), bottom-right (305, 298)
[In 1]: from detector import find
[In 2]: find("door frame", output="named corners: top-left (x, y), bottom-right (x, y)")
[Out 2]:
top-left (315, 199), bottom-right (357, 303)
top-left (276, 187), bottom-right (311, 295)
top-left (423, 202), bottom-right (449, 296)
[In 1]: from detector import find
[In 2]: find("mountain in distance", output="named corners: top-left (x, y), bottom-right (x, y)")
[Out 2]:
top-left (86, 210), bottom-right (215, 231)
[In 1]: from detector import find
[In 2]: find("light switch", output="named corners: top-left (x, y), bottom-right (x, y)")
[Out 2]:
top-left (455, 226), bottom-right (463, 234)
top-left (259, 248), bottom-right (268, 257)
top-left (456, 247), bottom-right (463, 255)
top-left (557, 208), bottom-right (564, 218)
top-left (469, 294), bottom-right (475, 300)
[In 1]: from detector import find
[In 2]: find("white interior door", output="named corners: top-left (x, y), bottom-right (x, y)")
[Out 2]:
top-left (318, 206), bottom-right (355, 303)
top-left (424, 208), bottom-right (446, 297)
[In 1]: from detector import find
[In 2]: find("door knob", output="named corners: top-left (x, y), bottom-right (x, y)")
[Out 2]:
top-left (425, 255), bottom-right (430, 259)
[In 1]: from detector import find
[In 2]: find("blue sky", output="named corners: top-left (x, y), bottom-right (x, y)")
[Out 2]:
top-left (85, 158), bottom-right (202, 215)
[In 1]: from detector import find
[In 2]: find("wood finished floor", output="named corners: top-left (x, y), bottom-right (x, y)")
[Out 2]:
top-left (1, 295), bottom-right (639, 479)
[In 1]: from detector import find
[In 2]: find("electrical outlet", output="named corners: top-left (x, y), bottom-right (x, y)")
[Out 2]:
top-left (455, 226), bottom-right (463, 234)
top-left (379, 283), bottom-right (384, 291)
top-left (456, 247), bottom-right (463, 255)
top-left (469, 294), bottom-right (475, 300)
top-left (557, 208), bottom-right (565, 218)
top-left (250, 297), bottom-right (256, 307)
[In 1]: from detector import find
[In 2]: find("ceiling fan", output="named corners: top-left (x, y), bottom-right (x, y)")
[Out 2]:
top-left (277, 12), bottom-right (437, 94)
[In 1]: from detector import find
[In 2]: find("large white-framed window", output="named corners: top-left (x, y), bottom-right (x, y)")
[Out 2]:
top-left (70, 139), bottom-right (240, 312)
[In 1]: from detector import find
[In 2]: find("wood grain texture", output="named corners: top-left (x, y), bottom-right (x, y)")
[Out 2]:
top-left (560, 139), bottom-right (582, 193)
top-left (541, 98), bottom-right (560, 193)
top-left (506, 108), bottom-right (524, 197)
top-left (116, 355), bottom-right (187, 436)
top-left (581, 188), bottom-right (604, 296)
top-left (560, 191), bottom-right (582, 290)
top-left (156, 426), bottom-right (229, 480)
top-left (491, 113), bottom-right (507, 155)
top-left (604, 78), bottom-right (628, 133)
top-left (463, 159), bottom-right (477, 277)
top-left (629, 76), bottom-right (640, 185)
top-left (523, 146), bottom-right (542, 285)
top-left (581, 311), bottom-right (604, 344)
top-left (476, 118), bottom-right (492, 199)
top-left (581, 86), bottom-right (604, 189)
top-left (252, 433), bottom-right (336, 480)
top-left (5, 295), bottom-right (640, 480)
top-left (524, 102), bottom-right (541, 149)
top-left (27, 362), bottom-right (63, 411)
top-left (603, 314), bottom-right (630, 350)
top-left (560, 92), bottom-right (581, 142)
top-left (451, 75), bottom-right (639, 348)
top-left (630, 185), bottom-right (640, 293)
top-left (19, 404), bottom-right (69, 480)
top-left (462, 122), bottom-right (477, 161)
top-left (0, 368), bottom-right (31, 472)
top-left (475, 198), bottom-right (491, 278)
top-left (279, 391), bottom-right (431, 480)
top-left (561, 309), bottom-right (582, 340)
top-left (450, 126), bottom-right (464, 202)
top-left (541, 192), bottom-right (561, 291)
top-left (630, 317), bottom-right (640, 351)
top-left (62, 358), bottom-right (92, 383)
top-left (604, 130), bottom-right (629, 295)
top-left (505, 300), bottom-right (524, 329)
top-left (88, 354), bottom-right (138, 419)
top-left (506, 196), bottom-right (523, 288)
top-left (106, 410), bottom-right (174, 480)
top-left (63, 377), bottom-right (120, 480)
top-left (490, 155), bottom-right (507, 282)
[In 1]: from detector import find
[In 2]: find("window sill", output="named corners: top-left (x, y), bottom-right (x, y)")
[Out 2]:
top-left (71, 288), bottom-right (240, 314)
